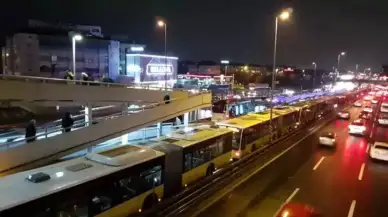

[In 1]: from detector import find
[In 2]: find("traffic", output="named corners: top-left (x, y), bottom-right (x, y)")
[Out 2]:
top-left (231, 87), bottom-right (388, 217)
top-left (0, 91), bottom-right (358, 217)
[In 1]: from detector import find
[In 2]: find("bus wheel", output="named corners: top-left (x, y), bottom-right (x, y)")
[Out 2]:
top-left (142, 193), bottom-right (158, 210)
top-left (206, 163), bottom-right (215, 176)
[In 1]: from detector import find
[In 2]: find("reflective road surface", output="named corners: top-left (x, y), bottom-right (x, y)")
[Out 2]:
top-left (191, 102), bottom-right (388, 217)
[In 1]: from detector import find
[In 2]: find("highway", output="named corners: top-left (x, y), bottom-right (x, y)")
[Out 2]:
top-left (186, 101), bottom-right (388, 217)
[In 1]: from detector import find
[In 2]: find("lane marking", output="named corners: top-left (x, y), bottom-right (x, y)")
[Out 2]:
top-left (347, 200), bottom-right (356, 217)
top-left (274, 188), bottom-right (300, 217)
top-left (358, 163), bottom-right (365, 181)
top-left (285, 188), bottom-right (300, 202)
top-left (366, 144), bottom-right (370, 154)
top-left (189, 113), bottom-right (341, 217)
top-left (313, 157), bottom-right (325, 171)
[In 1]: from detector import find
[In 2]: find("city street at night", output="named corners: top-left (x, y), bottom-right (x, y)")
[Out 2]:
top-left (191, 102), bottom-right (388, 217)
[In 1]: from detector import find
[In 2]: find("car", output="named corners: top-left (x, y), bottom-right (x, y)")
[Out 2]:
top-left (319, 132), bottom-right (336, 147)
top-left (353, 101), bottom-right (362, 107)
top-left (381, 102), bottom-right (388, 113)
top-left (363, 105), bottom-right (373, 113)
top-left (348, 119), bottom-right (367, 135)
top-left (364, 95), bottom-right (373, 101)
top-left (369, 141), bottom-right (388, 161)
top-left (276, 203), bottom-right (321, 217)
top-left (377, 113), bottom-right (388, 126)
top-left (337, 110), bottom-right (350, 119)
top-left (359, 111), bottom-right (372, 120)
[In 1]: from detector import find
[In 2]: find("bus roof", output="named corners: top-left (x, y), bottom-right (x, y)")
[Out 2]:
top-left (0, 145), bottom-right (164, 211)
top-left (166, 126), bottom-right (233, 148)
top-left (217, 105), bottom-right (301, 130)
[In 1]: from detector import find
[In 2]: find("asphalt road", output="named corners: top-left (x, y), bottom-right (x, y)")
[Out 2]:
top-left (190, 102), bottom-right (388, 217)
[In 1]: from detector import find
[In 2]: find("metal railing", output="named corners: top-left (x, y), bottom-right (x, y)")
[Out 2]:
top-left (0, 92), bottom-right (210, 149)
top-left (0, 75), bottom-right (212, 95)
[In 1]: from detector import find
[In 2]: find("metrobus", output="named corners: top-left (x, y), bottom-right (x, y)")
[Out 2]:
top-left (151, 125), bottom-right (233, 188)
top-left (0, 126), bottom-right (233, 217)
top-left (216, 106), bottom-right (299, 159)
top-left (0, 145), bottom-right (165, 217)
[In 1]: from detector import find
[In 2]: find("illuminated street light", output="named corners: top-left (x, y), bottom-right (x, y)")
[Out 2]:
top-left (279, 11), bottom-right (290, 20)
top-left (312, 62), bottom-right (317, 89)
top-left (270, 8), bottom-right (292, 134)
top-left (157, 19), bottom-right (168, 90)
top-left (71, 34), bottom-right (83, 79)
top-left (336, 51), bottom-right (346, 81)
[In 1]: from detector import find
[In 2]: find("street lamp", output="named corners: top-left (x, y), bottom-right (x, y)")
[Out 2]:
top-left (72, 34), bottom-right (83, 79)
top-left (312, 62), bottom-right (317, 89)
top-left (157, 20), bottom-right (168, 90)
top-left (270, 9), bottom-right (291, 132)
top-left (337, 52), bottom-right (346, 74)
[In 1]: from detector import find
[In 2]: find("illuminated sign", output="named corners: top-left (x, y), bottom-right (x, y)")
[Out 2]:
top-left (130, 46), bottom-right (144, 52)
top-left (146, 64), bottom-right (173, 75)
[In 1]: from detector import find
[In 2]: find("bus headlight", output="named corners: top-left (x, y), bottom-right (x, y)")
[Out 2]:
top-left (234, 151), bottom-right (241, 157)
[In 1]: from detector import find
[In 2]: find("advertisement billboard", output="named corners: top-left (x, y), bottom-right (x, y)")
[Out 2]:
top-left (126, 54), bottom-right (178, 83)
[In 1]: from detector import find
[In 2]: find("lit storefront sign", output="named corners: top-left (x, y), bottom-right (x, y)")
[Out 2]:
top-left (146, 63), bottom-right (173, 75)
top-left (125, 54), bottom-right (178, 84)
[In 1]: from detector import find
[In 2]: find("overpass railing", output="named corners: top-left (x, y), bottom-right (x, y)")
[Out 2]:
top-left (0, 92), bottom-right (210, 149)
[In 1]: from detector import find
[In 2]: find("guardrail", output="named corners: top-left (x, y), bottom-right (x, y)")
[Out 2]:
top-left (135, 100), bottom-right (353, 217)
top-left (0, 75), bottom-right (173, 90)
top-left (0, 75), bottom-right (211, 96)
top-left (0, 92), bottom-right (210, 149)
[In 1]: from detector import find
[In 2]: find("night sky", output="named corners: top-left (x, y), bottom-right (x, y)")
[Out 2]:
top-left (2, 0), bottom-right (388, 70)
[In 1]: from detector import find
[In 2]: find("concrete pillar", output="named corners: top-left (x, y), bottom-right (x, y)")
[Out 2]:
top-left (157, 122), bottom-right (162, 138)
top-left (184, 112), bottom-right (189, 127)
top-left (121, 133), bottom-right (128, 145)
top-left (85, 104), bottom-right (92, 126)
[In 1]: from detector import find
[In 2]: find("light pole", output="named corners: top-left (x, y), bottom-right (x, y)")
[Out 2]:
top-left (157, 20), bottom-right (168, 90)
top-left (312, 62), bottom-right (317, 89)
top-left (337, 52), bottom-right (346, 74)
top-left (270, 9), bottom-right (291, 130)
top-left (71, 34), bottom-right (83, 79)
top-left (221, 60), bottom-right (230, 85)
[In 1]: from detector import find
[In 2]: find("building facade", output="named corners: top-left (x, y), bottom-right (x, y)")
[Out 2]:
top-left (1, 20), bottom-right (178, 87)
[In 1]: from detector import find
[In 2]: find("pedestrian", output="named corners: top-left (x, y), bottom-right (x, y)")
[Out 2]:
top-left (62, 112), bottom-right (74, 132)
top-left (25, 119), bottom-right (37, 143)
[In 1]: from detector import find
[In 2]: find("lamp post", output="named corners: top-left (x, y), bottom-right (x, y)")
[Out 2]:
top-left (312, 62), bottom-right (317, 89)
top-left (270, 9), bottom-right (291, 131)
top-left (337, 52), bottom-right (346, 74)
top-left (220, 60), bottom-right (230, 85)
top-left (71, 34), bottom-right (83, 79)
top-left (157, 20), bottom-right (168, 90)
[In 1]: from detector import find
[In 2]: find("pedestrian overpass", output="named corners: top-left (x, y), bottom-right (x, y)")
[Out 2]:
top-left (0, 92), bottom-right (212, 175)
top-left (0, 75), bottom-right (212, 175)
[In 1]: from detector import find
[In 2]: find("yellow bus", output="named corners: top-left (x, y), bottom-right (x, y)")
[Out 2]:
top-left (0, 125), bottom-right (234, 217)
top-left (0, 145), bottom-right (166, 217)
top-left (151, 125), bottom-right (234, 189)
top-left (215, 106), bottom-right (299, 160)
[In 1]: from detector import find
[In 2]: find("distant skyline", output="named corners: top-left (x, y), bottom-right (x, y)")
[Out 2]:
top-left (2, 0), bottom-right (388, 71)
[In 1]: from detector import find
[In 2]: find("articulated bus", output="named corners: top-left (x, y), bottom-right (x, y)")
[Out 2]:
top-left (217, 97), bottom-right (338, 160)
top-left (0, 126), bottom-right (233, 217)
top-left (216, 106), bottom-right (299, 159)
top-left (0, 145), bottom-right (166, 217)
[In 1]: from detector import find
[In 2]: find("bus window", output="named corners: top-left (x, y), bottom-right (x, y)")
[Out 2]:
top-left (184, 135), bottom-right (231, 171)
